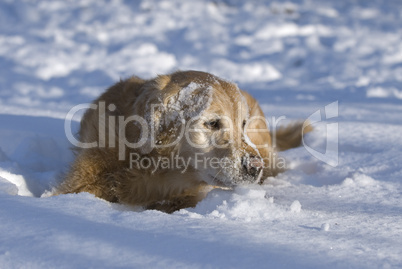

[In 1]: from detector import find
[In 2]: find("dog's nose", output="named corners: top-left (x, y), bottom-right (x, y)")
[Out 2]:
top-left (242, 155), bottom-right (263, 177)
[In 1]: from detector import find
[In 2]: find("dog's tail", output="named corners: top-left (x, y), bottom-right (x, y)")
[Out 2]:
top-left (273, 121), bottom-right (313, 151)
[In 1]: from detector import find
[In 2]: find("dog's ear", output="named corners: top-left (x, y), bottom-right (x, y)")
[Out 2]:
top-left (241, 90), bottom-right (272, 149)
top-left (240, 90), bottom-right (284, 177)
top-left (156, 82), bottom-right (213, 154)
top-left (135, 76), bottom-right (213, 155)
top-left (127, 77), bottom-right (166, 155)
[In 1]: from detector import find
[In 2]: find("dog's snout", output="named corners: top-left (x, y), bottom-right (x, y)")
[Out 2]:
top-left (242, 155), bottom-right (263, 177)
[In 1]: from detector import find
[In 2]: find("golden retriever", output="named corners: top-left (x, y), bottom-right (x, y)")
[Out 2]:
top-left (56, 70), bottom-right (310, 212)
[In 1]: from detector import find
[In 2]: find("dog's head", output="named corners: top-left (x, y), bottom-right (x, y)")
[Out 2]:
top-left (132, 70), bottom-right (277, 186)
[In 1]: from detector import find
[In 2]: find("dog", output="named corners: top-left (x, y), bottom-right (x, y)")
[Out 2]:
top-left (56, 70), bottom-right (311, 212)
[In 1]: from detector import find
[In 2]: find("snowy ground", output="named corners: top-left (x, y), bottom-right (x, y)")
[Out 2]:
top-left (1, 0), bottom-right (402, 268)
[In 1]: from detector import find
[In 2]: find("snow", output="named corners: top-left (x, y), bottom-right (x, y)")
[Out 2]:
top-left (1, 0), bottom-right (402, 268)
top-left (174, 81), bottom-right (213, 118)
top-left (289, 200), bottom-right (302, 213)
top-left (321, 223), bottom-right (330, 232)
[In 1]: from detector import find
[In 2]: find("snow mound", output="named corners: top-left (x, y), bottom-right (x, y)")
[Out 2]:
top-left (0, 170), bottom-right (32, 196)
top-left (289, 200), bottom-right (302, 213)
top-left (341, 173), bottom-right (378, 187)
top-left (181, 186), bottom-right (302, 222)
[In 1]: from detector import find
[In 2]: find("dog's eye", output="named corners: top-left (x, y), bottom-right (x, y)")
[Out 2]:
top-left (242, 120), bottom-right (246, 129)
top-left (204, 119), bottom-right (221, 130)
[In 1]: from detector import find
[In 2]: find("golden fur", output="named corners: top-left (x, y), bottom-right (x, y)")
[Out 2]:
top-left (56, 70), bottom-right (311, 212)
